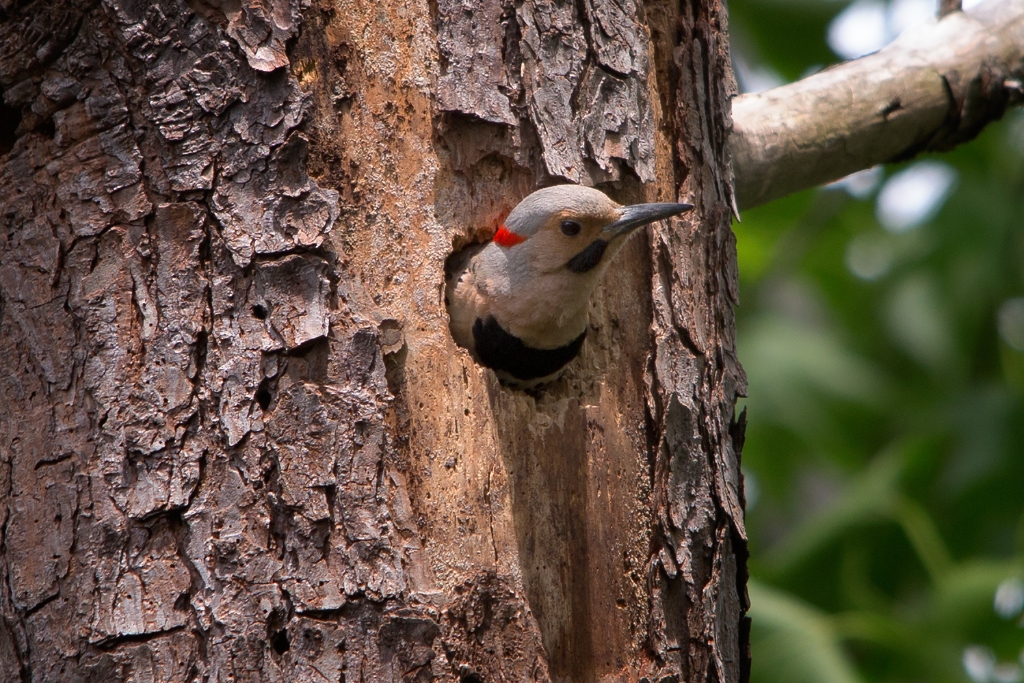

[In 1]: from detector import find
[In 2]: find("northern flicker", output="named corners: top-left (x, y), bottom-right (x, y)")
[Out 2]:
top-left (445, 185), bottom-right (692, 387)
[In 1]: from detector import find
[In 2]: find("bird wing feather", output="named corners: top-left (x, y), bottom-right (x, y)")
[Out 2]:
top-left (445, 243), bottom-right (490, 357)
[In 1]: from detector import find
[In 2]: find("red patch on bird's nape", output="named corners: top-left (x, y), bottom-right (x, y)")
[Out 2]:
top-left (493, 225), bottom-right (526, 248)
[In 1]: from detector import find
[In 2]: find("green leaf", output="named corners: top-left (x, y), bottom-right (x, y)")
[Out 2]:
top-left (749, 580), bottom-right (863, 683)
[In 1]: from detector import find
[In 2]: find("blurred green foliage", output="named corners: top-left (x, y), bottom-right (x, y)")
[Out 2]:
top-left (728, 3), bottom-right (1024, 681)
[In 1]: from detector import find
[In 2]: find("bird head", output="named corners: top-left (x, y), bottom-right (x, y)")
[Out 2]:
top-left (495, 185), bottom-right (692, 277)
top-left (481, 185), bottom-right (693, 348)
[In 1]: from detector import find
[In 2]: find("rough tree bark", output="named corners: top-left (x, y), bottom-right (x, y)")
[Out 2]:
top-left (0, 0), bottom-right (745, 681)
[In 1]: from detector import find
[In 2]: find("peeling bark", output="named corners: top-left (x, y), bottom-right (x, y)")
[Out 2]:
top-left (0, 0), bottom-right (747, 681)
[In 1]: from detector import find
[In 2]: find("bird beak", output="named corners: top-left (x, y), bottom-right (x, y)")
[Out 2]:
top-left (600, 202), bottom-right (694, 240)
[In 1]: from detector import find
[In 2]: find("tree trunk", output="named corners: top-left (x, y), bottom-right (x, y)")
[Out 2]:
top-left (0, 0), bottom-right (747, 680)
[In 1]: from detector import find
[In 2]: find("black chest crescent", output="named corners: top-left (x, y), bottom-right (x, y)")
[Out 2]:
top-left (472, 316), bottom-right (586, 381)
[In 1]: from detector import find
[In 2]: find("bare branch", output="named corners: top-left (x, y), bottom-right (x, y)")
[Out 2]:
top-left (730, 0), bottom-right (1024, 210)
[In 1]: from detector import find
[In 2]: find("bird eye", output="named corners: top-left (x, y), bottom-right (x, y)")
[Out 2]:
top-left (560, 220), bottom-right (582, 237)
